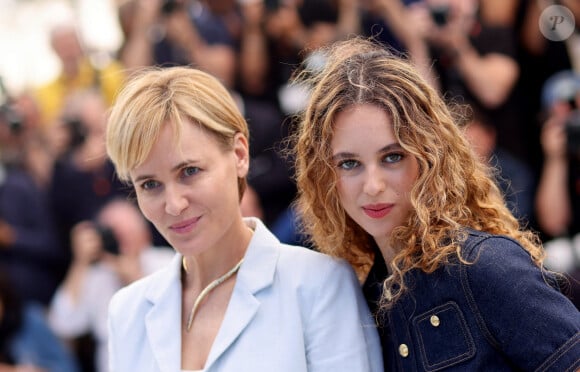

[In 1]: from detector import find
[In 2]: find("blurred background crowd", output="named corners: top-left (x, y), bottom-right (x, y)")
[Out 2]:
top-left (0, 0), bottom-right (579, 371)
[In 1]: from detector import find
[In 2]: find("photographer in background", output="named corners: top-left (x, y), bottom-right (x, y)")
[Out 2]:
top-left (462, 100), bottom-right (535, 225)
top-left (0, 79), bottom-right (67, 308)
top-left (33, 21), bottom-right (125, 128)
top-left (48, 198), bottom-right (174, 372)
top-left (535, 70), bottom-right (580, 309)
top-left (47, 88), bottom-right (130, 279)
top-left (117, 0), bottom-right (237, 87)
top-left (407, 0), bottom-right (524, 161)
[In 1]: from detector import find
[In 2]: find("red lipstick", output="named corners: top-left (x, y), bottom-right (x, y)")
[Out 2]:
top-left (362, 204), bottom-right (393, 219)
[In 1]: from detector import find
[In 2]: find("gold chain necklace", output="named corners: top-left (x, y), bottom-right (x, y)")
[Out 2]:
top-left (182, 256), bottom-right (244, 332)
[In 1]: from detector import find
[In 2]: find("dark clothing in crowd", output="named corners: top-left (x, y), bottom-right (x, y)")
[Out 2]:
top-left (0, 167), bottom-right (64, 305)
top-left (432, 24), bottom-right (523, 162)
top-left (49, 158), bottom-right (130, 268)
top-left (491, 148), bottom-right (535, 224)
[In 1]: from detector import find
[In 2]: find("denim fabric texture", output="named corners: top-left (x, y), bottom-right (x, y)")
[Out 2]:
top-left (365, 229), bottom-right (580, 371)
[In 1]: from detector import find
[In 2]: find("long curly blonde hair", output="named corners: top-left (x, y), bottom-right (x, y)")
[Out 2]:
top-left (290, 37), bottom-right (543, 308)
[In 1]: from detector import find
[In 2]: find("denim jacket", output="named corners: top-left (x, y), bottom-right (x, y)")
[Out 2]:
top-left (364, 229), bottom-right (580, 371)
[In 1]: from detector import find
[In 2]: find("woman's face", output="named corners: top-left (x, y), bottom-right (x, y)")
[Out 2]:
top-left (331, 104), bottom-right (419, 248)
top-left (129, 120), bottom-right (249, 256)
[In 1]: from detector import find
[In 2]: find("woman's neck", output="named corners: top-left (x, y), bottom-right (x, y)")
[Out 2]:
top-left (182, 220), bottom-right (252, 289)
top-left (374, 235), bottom-right (395, 265)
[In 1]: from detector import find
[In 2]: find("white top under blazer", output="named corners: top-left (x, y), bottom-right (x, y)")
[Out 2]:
top-left (107, 218), bottom-right (383, 372)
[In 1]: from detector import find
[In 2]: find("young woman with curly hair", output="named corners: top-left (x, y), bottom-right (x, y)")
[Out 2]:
top-left (291, 37), bottom-right (580, 371)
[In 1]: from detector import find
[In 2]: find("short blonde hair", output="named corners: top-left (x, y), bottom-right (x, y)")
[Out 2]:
top-left (106, 66), bottom-right (249, 198)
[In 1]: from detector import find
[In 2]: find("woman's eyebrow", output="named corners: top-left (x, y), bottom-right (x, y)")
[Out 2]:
top-left (331, 152), bottom-right (357, 162)
top-left (331, 143), bottom-right (402, 161)
top-left (133, 160), bottom-right (200, 183)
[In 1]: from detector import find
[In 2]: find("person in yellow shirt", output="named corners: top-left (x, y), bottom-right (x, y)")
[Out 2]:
top-left (34, 22), bottom-right (125, 128)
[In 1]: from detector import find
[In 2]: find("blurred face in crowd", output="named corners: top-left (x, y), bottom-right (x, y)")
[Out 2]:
top-left (50, 25), bottom-right (84, 75)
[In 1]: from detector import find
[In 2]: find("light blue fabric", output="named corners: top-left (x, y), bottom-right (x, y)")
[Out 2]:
top-left (10, 302), bottom-right (79, 372)
top-left (108, 218), bottom-right (383, 372)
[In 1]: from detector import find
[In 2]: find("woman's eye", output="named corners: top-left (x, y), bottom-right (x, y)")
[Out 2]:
top-left (384, 153), bottom-right (403, 163)
top-left (183, 166), bottom-right (200, 177)
top-left (141, 180), bottom-right (160, 190)
top-left (337, 159), bottom-right (359, 170)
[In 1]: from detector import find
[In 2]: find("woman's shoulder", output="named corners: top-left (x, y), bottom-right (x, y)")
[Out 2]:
top-left (460, 229), bottom-right (530, 264)
top-left (454, 229), bottom-right (562, 300)
top-left (268, 244), bottom-right (362, 299)
top-left (278, 243), bottom-right (353, 274)
top-left (250, 217), bottom-right (355, 278)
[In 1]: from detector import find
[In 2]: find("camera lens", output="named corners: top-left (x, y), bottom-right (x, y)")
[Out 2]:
top-left (161, 0), bottom-right (181, 14)
top-left (95, 224), bottom-right (119, 255)
top-left (430, 5), bottom-right (449, 27)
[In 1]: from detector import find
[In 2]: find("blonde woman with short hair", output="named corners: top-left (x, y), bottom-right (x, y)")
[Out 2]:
top-left (105, 66), bottom-right (382, 372)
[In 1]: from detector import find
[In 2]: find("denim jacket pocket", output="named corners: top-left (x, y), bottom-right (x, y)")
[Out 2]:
top-left (412, 301), bottom-right (476, 371)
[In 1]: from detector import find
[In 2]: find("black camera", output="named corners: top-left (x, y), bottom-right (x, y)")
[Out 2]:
top-left (63, 117), bottom-right (87, 150)
top-left (161, 0), bottom-right (182, 14)
top-left (566, 110), bottom-right (580, 157)
top-left (430, 5), bottom-right (449, 27)
top-left (0, 77), bottom-right (23, 135)
top-left (0, 104), bottom-right (23, 135)
top-left (265, 0), bottom-right (280, 11)
top-left (95, 224), bottom-right (120, 255)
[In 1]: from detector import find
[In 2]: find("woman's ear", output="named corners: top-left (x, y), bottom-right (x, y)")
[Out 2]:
top-left (233, 132), bottom-right (250, 178)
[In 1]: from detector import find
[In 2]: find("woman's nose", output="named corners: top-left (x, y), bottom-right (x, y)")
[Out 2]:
top-left (164, 186), bottom-right (188, 216)
top-left (362, 166), bottom-right (386, 196)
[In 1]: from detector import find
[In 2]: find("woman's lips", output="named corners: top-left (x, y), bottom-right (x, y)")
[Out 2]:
top-left (362, 204), bottom-right (393, 219)
top-left (169, 216), bottom-right (201, 234)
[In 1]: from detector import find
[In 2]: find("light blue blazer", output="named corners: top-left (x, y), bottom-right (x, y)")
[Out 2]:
top-left (108, 218), bottom-right (383, 372)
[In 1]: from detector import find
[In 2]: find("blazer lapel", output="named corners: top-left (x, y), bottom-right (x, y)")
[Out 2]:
top-left (204, 282), bottom-right (261, 369)
top-left (144, 255), bottom-right (183, 372)
top-left (204, 218), bottom-right (279, 369)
